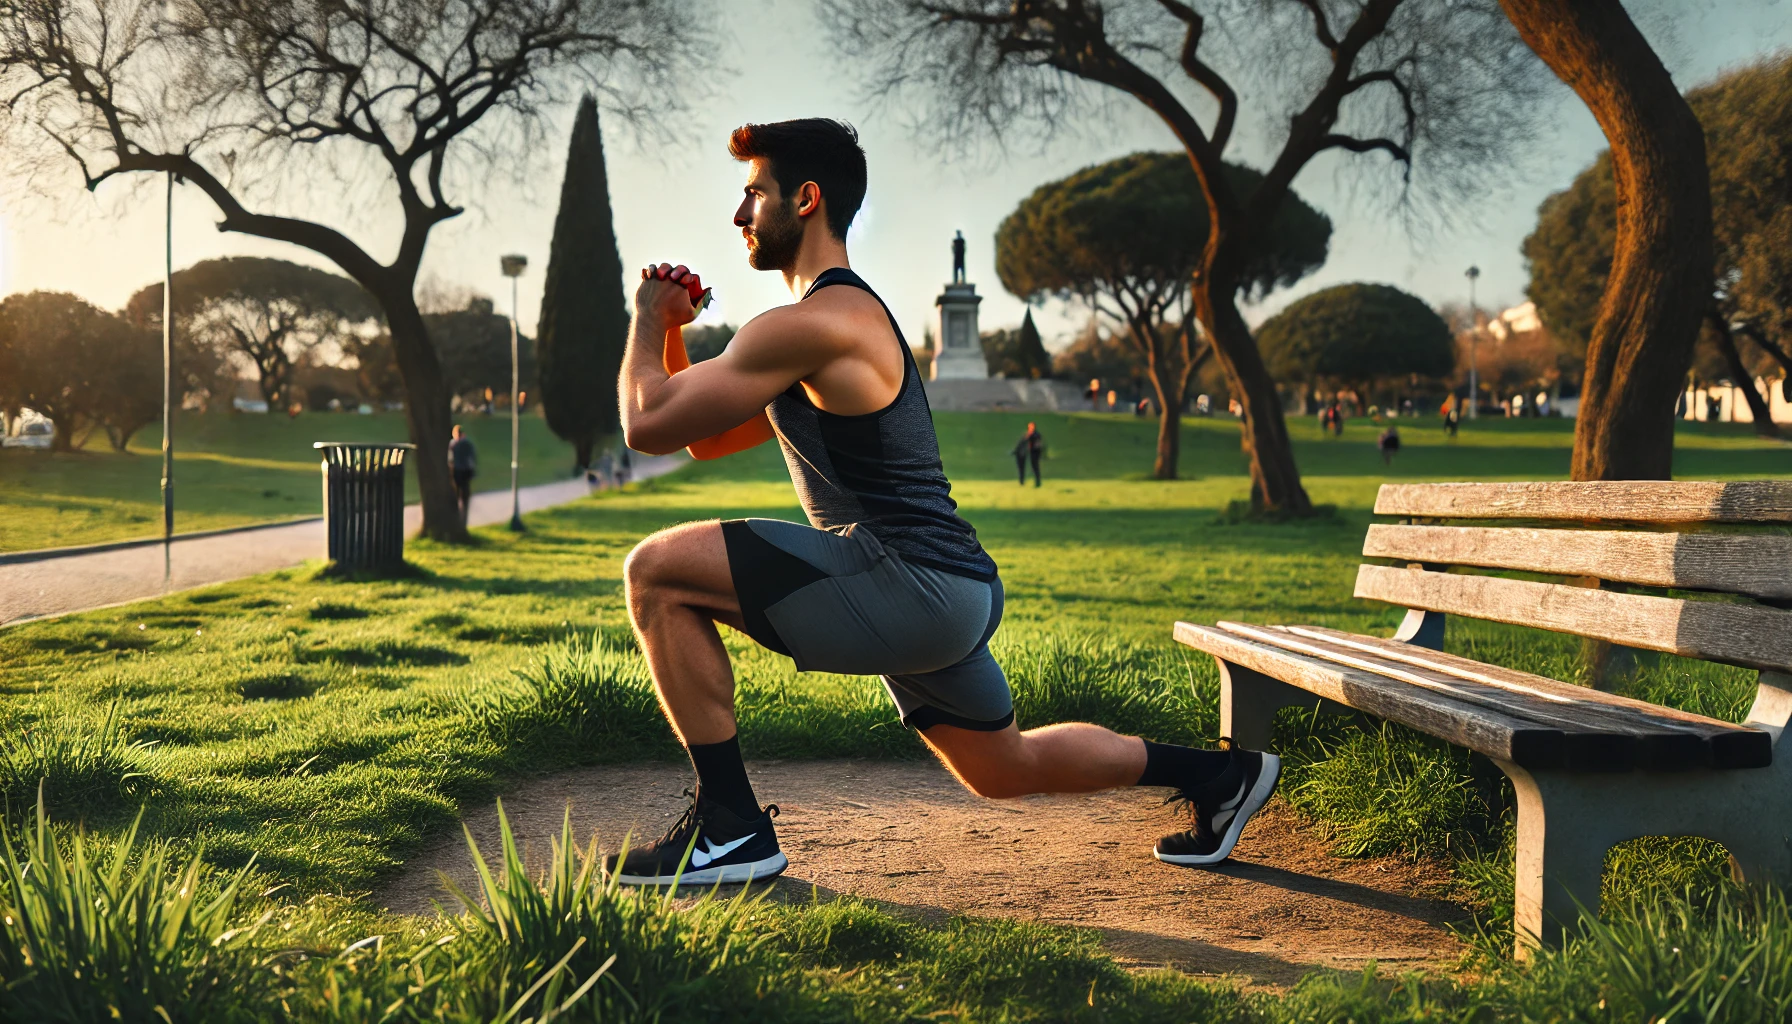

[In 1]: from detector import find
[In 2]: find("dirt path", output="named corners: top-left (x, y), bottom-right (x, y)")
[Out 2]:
top-left (378, 760), bottom-right (1466, 987)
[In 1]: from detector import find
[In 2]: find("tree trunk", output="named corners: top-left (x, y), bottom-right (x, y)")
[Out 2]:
top-left (1145, 358), bottom-right (1183, 480)
top-left (381, 292), bottom-right (466, 542)
top-left (49, 414), bottom-right (79, 452)
top-left (1738, 323), bottom-right (1792, 402)
top-left (1707, 311), bottom-right (1778, 437)
top-left (1499, 0), bottom-right (1713, 481)
top-left (1192, 273), bottom-right (1312, 515)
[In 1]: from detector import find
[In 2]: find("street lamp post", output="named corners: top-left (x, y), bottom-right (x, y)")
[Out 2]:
top-left (500, 254), bottom-right (528, 532)
top-left (1465, 265), bottom-right (1481, 421)
top-left (161, 171), bottom-right (175, 583)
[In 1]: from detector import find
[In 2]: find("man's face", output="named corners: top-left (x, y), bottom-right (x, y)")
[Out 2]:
top-left (734, 158), bottom-right (804, 272)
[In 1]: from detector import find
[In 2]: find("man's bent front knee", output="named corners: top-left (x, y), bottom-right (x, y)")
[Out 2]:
top-left (624, 522), bottom-right (737, 625)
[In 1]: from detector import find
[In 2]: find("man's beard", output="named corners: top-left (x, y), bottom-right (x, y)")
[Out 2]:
top-left (745, 198), bottom-right (803, 271)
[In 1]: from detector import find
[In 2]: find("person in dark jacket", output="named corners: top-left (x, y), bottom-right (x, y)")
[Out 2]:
top-left (448, 425), bottom-right (477, 525)
top-left (1378, 424), bottom-right (1402, 465)
top-left (1012, 422), bottom-right (1044, 487)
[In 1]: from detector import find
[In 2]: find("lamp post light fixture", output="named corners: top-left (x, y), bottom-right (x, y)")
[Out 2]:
top-left (500, 254), bottom-right (528, 532)
top-left (1465, 265), bottom-right (1481, 421)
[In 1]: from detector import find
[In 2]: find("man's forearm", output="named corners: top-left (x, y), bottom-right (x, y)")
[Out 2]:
top-left (620, 308), bottom-right (671, 434)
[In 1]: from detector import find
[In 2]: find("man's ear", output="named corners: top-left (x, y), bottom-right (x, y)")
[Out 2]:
top-left (796, 181), bottom-right (823, 220)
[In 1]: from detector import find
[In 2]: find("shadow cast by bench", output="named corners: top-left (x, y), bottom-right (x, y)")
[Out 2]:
top-left (1206, 859), bottom-right (1466, 926)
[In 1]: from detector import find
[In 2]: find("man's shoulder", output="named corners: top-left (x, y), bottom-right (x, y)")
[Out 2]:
top-left (736, 289), bottom-right (890, 364)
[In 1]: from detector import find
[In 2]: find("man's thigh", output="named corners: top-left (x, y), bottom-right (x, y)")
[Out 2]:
top-left (626, 520), bottom-right (745, 630)
top-left (724, 519), bottom-right (992, 675)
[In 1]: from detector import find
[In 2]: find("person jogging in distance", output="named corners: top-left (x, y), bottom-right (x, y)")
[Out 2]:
top-left (611, 119), bottom-right (1279, 887)
top-left (1378, 424), bottom-right (1402, 465)
top-left (1012, 422), bottom-right (1044, 487)
top-left (448, 424), bottom-right (477, 526)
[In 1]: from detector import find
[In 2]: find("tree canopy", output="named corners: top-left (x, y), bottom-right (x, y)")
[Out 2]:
top-left (1523, 53), bottom-right (1792, 433)
top-left (998, 156), bottom-right (1330, 310)
top-left (1255, 283), bottom-right (1453, 392)
top-left (128, 258), bottom-right (378, 409)
top-left (0, 291), bottom-right (160, 451)
top-left (996, 152), bottom-right (1328, 478)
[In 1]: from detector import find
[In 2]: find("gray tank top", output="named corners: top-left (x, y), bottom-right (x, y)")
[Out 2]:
top-left (764, 268), bottom-right (997, 581)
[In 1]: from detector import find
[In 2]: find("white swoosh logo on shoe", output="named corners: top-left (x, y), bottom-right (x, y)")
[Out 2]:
top-left (689, 833), bottom-right (754, 868)
top-left (1209, 788), bottom-right (1247, 833)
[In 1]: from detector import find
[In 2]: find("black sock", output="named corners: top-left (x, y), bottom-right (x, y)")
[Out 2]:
top-left (687, 735), bottom-right (759, 818)
top-left (1135, 740), bottom-right (1233, 791)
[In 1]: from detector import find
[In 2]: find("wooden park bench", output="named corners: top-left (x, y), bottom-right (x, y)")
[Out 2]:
top-left (1174, 480), bottom-right (1792, 956)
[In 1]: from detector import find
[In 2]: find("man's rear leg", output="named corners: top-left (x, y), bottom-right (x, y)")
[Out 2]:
top-left (921, 721), bottom-right (1280, 867)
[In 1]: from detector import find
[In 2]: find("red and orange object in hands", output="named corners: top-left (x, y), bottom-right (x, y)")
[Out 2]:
top-left (649, 265), bottom-right (775, 461)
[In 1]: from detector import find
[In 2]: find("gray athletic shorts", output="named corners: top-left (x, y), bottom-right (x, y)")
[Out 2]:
top-left (720, 518), bottom-right (1012, 731)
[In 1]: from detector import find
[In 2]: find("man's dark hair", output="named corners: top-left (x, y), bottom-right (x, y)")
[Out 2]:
top-left (729, 119), bottom-right (867, 240)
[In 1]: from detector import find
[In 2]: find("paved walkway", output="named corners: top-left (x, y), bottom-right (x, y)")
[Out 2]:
top-left (0, 457), bottom-right (682, 627)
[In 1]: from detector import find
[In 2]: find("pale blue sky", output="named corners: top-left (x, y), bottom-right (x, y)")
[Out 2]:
top-left (1, 1), bottom-right (1787, 351)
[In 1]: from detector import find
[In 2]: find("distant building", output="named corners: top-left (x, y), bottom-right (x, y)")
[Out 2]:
top-left (1486, 301), bottom-right (1542, 341)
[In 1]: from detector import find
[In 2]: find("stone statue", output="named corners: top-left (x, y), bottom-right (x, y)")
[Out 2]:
top-left (951, 230), bottom-right (966, 284)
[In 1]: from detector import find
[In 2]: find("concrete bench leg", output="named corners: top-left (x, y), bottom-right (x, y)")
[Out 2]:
top-left (1496, 671), bottom-right (1792, 960)
top-left (1392, 607), bottom-right (1446, 650)
top-left (1218, 660), bottom-right (1353, 751)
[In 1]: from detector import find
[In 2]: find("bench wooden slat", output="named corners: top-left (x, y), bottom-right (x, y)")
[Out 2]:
top-left (1375, 481), bottom-right (1792, 524)
top-left (1175, 621), bottom-right (1567, 768)
top-left (1283, 625), bottom-right (1773, 769)
top-left (1217, 622), bottom-right (1647, 770)
top-left (1355, 564), bottom-right (1792, 674)
top-left (1363, 524), bottom-right (1792, 600)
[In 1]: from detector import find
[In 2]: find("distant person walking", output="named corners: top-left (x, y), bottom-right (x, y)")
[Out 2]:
top-left (1377, 424), bottom-right (1401, 466)
top-left (1012, 422), bottom-right (1044, 487)
top-left (1320, 401), bottom-right (1344, 437)
top-left (616, 447), bottom-right (633, 486)
top-left (448, 424), bottom-right (477, 525)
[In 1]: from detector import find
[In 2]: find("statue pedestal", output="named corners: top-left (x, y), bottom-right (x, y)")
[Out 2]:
top-left (931, 282), bottom-right (988, 380)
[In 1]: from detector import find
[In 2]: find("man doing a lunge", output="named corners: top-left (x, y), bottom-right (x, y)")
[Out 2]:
top-left (611, 119), bottom-right (1279, 886)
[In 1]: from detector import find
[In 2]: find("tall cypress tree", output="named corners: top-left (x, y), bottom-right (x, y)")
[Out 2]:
top-left (1017, 308), bottom-right (1051, 378)
top-left (538, 94), bottom-right (629, 470)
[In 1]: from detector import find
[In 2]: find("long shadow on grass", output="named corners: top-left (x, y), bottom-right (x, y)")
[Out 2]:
top-left (1206, 860), bottom-right (1465, 923)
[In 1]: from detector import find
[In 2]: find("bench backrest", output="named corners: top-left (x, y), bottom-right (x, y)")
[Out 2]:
top-left (1360, 481), bottom-right (1792, 674)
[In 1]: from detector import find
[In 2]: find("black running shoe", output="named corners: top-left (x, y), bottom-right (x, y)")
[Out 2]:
top-left (607, 790), bottom-right (787, 886)
top-left (1154, 741), bottom-right (1280, 867)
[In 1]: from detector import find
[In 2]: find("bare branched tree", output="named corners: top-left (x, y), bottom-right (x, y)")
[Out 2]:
top-left (827, 0), bottom-right (1546, 515)
top-left (0, 0), bottom-right (708, 540)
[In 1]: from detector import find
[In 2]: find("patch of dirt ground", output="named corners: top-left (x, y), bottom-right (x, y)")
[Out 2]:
top-left (378, 760), bottom-right (1467, 986)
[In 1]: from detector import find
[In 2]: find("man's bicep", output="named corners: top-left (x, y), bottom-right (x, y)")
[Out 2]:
top-left (649, 354), bottom-right (795, 440)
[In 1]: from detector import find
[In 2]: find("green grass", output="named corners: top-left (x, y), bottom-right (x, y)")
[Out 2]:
top-left (0, 409), bottom-right (1788, 1019)
top-left (0, 409), bottom-right (581, 552)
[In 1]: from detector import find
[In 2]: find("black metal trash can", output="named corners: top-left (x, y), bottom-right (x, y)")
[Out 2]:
top-left (315, 442), bottom-right (415, 571)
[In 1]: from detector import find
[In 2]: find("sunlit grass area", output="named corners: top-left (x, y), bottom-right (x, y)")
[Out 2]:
top-left (0, 410), bottom-right (579, 552)
top-left (1, 409), bottom-right (1789, 1019)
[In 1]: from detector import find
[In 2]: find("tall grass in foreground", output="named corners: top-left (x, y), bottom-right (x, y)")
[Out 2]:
top-left (1285, 887), bottom-right (1792, 1023)
top-left (6, 783), bottom-right (1790, 1021)
top-left (0, 791), bottom-right (262, 1022)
